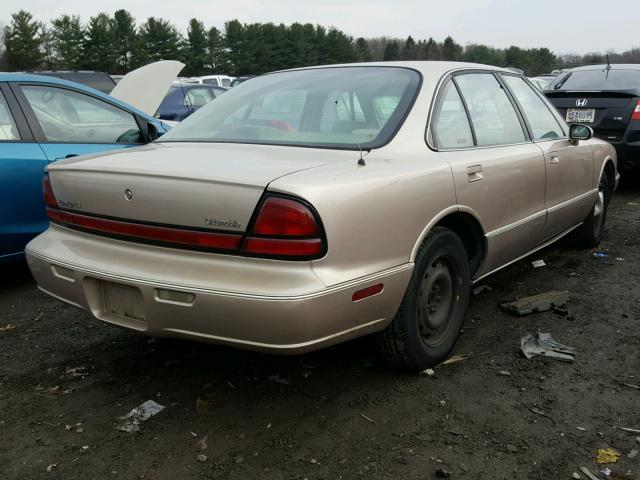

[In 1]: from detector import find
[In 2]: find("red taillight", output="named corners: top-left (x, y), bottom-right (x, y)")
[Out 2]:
top-left (252, 197), bottom-right (319, 236)
top-left (632, 99), bottom-right (640, 120)
top-left (43, 175), bottom-right (58, 208)
top-left (242, 195), bottom-right (325, 259)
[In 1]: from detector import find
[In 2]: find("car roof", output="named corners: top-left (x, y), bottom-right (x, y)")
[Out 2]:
top-left (0, 72), bottom-right (158, 121)
top-left (568, 64), bottom-right (640, 72)
top-left (278, 61), bottom-right (518, 76)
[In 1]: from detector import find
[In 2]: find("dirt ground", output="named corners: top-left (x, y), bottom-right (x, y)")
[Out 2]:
top-left (1, 183), bottom-right (639, 480)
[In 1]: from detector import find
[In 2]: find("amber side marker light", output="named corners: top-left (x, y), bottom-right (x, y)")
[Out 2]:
top-left (352, 283), bottom-right (384, 302)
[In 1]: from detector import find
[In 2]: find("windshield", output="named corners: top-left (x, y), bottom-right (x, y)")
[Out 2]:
top-left (550, 69), bottom-right (640, 91)
top-left (160, 67), bottom-right (421, 149)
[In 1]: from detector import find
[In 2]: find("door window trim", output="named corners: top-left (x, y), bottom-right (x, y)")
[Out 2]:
top-left (9, 82), bottom-right (147, 145)
top-left (426, 68), bottom-right (534, 151)
top-left (0, 83), bottom-right (35, 142)
top-left (497, 73), bottom-right (569, 143)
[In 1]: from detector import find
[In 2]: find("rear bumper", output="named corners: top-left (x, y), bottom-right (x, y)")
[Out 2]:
top-left (612, 143), bottom-right (640, 169)
top-left (25, 225), bottom-right (412, 354)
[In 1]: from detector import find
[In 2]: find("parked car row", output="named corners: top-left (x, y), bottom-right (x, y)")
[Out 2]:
top-left (18, 61), bottom-right (618, 371)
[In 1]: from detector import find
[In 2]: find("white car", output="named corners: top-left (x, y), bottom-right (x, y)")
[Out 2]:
top-left (186, 75), bottom-right (235, 88)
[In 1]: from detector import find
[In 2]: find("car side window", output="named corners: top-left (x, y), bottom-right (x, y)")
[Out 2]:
top-left (184, 88), bottom-right (216, 108)
top-left (455, 73), bottom-right (526, 147)
top-left (21, 85), bottom-right (143, 144)
top-left (0, 92), bottom-right (21, 141)
top-left (501, 75), bottom-right (566, 140)
top-left (432, 80), bottom-right (474, 149)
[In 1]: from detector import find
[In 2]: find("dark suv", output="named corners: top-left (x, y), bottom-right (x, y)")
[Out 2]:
top-left (545, 64), bottom-right (640, 171)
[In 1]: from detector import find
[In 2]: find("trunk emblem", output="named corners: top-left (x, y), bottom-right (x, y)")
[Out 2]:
top-left (576, 98), bottom-right (588, 107)
top-left (124, 189), bottom-right (133, 201)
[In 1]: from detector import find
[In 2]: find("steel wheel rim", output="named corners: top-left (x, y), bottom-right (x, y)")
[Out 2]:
top-left (417, 256), bottom-right (457, 347)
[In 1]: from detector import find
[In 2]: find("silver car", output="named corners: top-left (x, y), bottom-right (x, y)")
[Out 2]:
top-left (26, 62), bottom-right (618, 371)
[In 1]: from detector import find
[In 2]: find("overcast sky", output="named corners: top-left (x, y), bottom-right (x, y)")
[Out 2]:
top-left (2, 0), bottom-right (636, 54)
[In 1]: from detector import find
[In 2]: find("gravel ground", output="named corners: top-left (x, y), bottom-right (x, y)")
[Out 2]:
top-left (1, 183), bottom-right (639, 480)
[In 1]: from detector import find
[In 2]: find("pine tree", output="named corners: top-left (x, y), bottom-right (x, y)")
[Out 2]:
top-left (112, 9), bottom-right (137, 73)
top-left (83, 13), bottom-right (116, 72)
top-left (206, 26), bottom-right (225, 72)
top-left (51, 15), bottom-right (85, 69)
top-left (401, 36), bottom-right (417, 60)
top-left (136, 17), bottom-right (182, 65)
top-left (224, 20), bottom-right (245, 75)
top-left (355, 37), bottom-right (371, 62)
top-left (184, 18), bottom-right (208, 75)
top-left (441, 36), bottom-right (462, 61)
top-left (382, 40), bottom-right (400, 61)
top-left (3, 10), bottom-right (44, 70)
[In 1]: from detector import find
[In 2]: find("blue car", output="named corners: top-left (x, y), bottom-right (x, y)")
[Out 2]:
top-left (156, 84), bottom-right (226, 122)
top-left (0, 73), bottom-right (169, 263)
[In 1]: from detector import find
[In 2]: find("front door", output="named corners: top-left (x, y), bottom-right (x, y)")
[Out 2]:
top-left (11, 83), bottom-right (145, 162)
top-left (0, 85), bottom-right (50, 261)
top-left (499, 74), bottom-right (595, 239)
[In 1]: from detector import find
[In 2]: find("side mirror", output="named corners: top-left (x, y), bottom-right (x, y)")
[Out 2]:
top-left (569, 124), bottom-right (593, 144)
top-left (147, 122), bottom-right (164, 141)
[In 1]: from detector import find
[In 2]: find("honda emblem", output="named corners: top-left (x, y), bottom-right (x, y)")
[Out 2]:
top-left (576, 98), bottom-right (588, 107)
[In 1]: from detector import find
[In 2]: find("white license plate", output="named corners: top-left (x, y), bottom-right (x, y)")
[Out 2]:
top-left (566, 108), bottom-right (595, 123)
top-left (102, 281), bottom-right (145, 321)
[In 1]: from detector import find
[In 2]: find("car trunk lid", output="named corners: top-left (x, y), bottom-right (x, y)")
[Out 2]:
top-left (47, 142), bottom-right (344, 233)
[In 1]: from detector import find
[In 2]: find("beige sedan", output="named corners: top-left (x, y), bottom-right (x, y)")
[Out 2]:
top-left (26, 62), bottom-right (618, 371)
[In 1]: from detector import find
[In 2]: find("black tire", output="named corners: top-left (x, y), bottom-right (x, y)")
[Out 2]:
top-left (567, 171), bottom-right (610, 249)
top-left (376, 227), bottom-right (470, 371)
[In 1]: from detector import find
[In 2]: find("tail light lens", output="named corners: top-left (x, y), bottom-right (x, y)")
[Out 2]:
top-left (43, 174), bottom-right (58, 208)
top-left (241, 196), bottom-right (325, 259)
top-left (632, 99), bottom-right (640, 120)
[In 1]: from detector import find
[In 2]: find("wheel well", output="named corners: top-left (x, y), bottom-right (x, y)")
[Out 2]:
top-left (603, 160), bottom-right (616, 195)
top-left (436, 213), bottom-right (485, 275)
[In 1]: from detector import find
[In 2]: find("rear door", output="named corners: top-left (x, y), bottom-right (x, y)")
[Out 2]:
top-left (10, 83), bottom-right (146, 162)
top-left (0, 83), bottom-right (49, 260)
top-left (502, 75), bottom-right (594, 239)
top-left (431, 72), bottom-right (547, 275)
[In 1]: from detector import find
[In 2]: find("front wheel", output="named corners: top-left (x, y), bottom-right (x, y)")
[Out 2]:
top-left (567, 171), bottom-right (610, 249)
top-left (376, 227), bottom-right (470, 371)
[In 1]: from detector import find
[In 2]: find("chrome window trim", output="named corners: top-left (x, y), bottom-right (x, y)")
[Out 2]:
top-left (426, 68), bottom-right (533, 152)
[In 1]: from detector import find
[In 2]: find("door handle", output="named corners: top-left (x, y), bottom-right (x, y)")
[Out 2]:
top-left (467, 164), bottom-right (483, 182)
top-left (549, 151), bottom-right (560, 164)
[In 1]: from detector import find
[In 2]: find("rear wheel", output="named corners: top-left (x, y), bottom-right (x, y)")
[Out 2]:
top-left (568, 171), bottom-right (610, 249)
top-left (376, 227), bottom-right (470, 371)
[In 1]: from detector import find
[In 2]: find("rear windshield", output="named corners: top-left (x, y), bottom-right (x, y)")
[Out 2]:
top-left (550, 69), bottom-right (640, 91)
top-left (160, 67), bottom-right (421, 149)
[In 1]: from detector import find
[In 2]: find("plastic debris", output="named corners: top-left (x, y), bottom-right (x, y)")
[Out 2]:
top-left (579, 467), bottom-right (600, 480)
top-left (420, 368), bottom-right (435, 377)
top-left (501, 291), bottom-right (569, 316)
top-left (596, 448), bottom-right (620, 464)
top-left (593, 252), bottom-right (609, 258)
top-left (601, 467), bottom-right (612, 476)
top-left (116, 400), bottom-right (165, 433)
top-left (498, 370), bottom-right (511, 376)
top-left (520, 331), bottom-right (576, 362)
top-left (197, 454), bottom-right (207, 462)
top-left (0, 324), bottom-right (16, 332)
top-left (531, 259), bottom-right (546, 268)
top-left (46, 464), bottom-right (58, 472)
top-left (572, 472), bottom-right (581, 479)
top-left (628, 449), bottom-right (638, 459)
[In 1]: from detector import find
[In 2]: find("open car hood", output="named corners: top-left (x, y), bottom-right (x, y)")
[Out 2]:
top-left (109, 60), bottom-right (185, 117)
